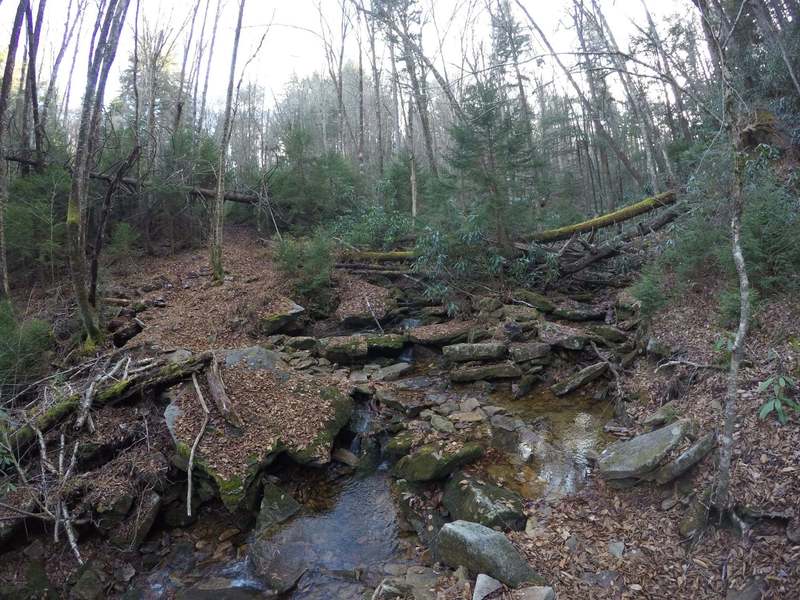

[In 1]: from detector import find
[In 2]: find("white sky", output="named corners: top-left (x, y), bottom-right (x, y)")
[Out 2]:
top-left (1, 0), bottom-right (692, 112)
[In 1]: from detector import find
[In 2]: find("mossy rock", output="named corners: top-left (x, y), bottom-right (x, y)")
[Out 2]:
top-left (393, 442), bottom-right (484, 482)
top-left (258, 299), bottom-right (305, 336)
top-left (511, 290), bottom-right (555, 314)
top-left (443, 472), bottom-right (526, 530)
top-left (256, 483), bottom-right (301, 535)
top-left (286, 389), bottom-right (353, 466)
top-left (385, 430), bottom-right (416, 460)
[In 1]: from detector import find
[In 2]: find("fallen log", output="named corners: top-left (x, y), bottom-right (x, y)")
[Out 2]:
top-left (339, 250), bottom-right (415, 262)
top-left (4, 154), bottom-right (260, 204)
top-left (5, 352), bottom-right (212, 455)
top-left (520, 191), bottom-right (677, 245)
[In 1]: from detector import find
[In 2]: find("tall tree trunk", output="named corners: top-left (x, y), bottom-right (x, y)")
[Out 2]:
top-left (752, 0), bottom-right (800, 97)
top-left (23, 0), bottom-right (46, 170)
top-left (210, 0), bottom-right (246, 283)
top-left (42, 0), bottom-right (83, 133)
top-left (67, 0), bottom-right (131, 342)
top-left (173, 0), bottom-right (202, 135)
top-left (400, 35), bottom-right (437, 177)
top-left (197, 0), bottom-right (222, 135)
top-left (0, 0), bottom-right (28, 300)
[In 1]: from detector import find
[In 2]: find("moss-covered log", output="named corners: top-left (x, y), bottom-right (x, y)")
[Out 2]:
top-left (524, 191), bottom-right (677, 244)
top-left (4, 352), bottom-right (212, 455)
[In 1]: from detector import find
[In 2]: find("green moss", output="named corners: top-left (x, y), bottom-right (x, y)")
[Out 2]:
top-left (96, 379), bottom-right (132, 404)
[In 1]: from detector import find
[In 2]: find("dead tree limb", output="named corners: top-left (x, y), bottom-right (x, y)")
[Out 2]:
top-left (187, 373), bottom-right (210, 517)
top-left (205, 355), bottom-right (243, 428)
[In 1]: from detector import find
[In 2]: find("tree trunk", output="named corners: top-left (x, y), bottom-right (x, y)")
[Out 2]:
top-left (173, 0), bottom-right (202, 135)
top-left (210, 0), bottom-right (246, 282)
top-left (197, 0), bottom-right (222, 135)
top-left (0, 0), bottom-right (28, 300)
top-left (23, 0), bottom-right (46, 170)
top-left (42, 0), bottom-right (83, 133)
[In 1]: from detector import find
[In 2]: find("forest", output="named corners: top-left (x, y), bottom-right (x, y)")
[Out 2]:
top-left (0, 0), bottom-right (798, 598)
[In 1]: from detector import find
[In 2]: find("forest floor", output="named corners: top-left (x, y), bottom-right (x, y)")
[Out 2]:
top-left (2, 228), bottom-right (799, 599)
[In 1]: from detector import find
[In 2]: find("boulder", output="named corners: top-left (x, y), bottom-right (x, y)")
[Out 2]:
top-left (334, 276), bottom-right (394, 327)
top-left (473, 574), bottom-right (503, 600)
top-left (257, 297), bottom-right (305, 336)
top-left (443, 472), bottom-right (526, 530)
top-left (538, 322), bottom-right (588, 350)
top-left (650, 433), bottom-right (715, 484)
top-left (587, 324), bottom-right (629, 345)
top-left (430, 414), bottom-right (455, 434)
top-left (409, 321), bottom-right (478, 346)
top-left (256, 483), bottom-right (300, 534)
top-left (373, 362), bottom-right (414, 382)
top-left (598, 420), bottom-right (690, 480)
top-left (437, 521), bottom-right (544, 588)
top-left (393, 479), bottom-right (447, 548)
top-left (450, 362), bottom-right (522, 383)
top-left (511, 290), bottom-right (555, 314)
top-left (443, 343), bottom-right (508, 363)
top-left (376, 387), bottom-right (435, 417)
top-left (319, 334), bottom-right (406, 363)
top-left (550, 362), bottom-right (607, 396)
top-left (509, 342), bottom-right (551, 363)
top-left (110, 491), bottom-right (161, 549)
top-left (385, 430), bottom-right (417, 460)
top-left (284, 336), bottom-right (318, 351)
top-left (393, 442), bottom-right (484, 482)
top-left (552, 304), bottom-right (606, 321)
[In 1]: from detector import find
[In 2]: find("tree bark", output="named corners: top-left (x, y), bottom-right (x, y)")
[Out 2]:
top-left (23, 0), bottom-right (46, 170)
top-left (197, 0), bottom-right (222, 134)
top-left (0, 0), bottom-right (28, 300)
top-left (42, 0), bottom-right (84, 133)
top-left (210, 0), bottom-right (246, 282)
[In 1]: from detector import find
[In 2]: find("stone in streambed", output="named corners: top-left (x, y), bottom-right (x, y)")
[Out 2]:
top-left (443, 472), bottom-right (526, 531)
top-left (450, 361), bottom-right (522, 383)
top-left (598, 420), bottom-right (691, 480)
top-left (550, 362), bottom-right (607, 396)
top-left (255, 483), bottom-right (300, 534)
top-left (437, 520), bottom-right (544, 588)
top-left (443, 343), bottom-right (507, 363)
top-left (650, 432), bottom-right (715, 484)
top-left (393, 442), bottom-right (484, 482)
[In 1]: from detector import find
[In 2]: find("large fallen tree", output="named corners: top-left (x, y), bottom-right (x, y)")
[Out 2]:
top-left (520, 191), bottom-right (677, 245)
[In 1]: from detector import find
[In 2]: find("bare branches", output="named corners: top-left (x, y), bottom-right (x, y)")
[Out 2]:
top-left (187, 373), bottom-right (210, 517)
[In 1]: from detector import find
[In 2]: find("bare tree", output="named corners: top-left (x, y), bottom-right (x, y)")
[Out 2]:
top-left (0, 0), bottom-right (28, 300)
top-left (210, 0), bottom-right (246, 282)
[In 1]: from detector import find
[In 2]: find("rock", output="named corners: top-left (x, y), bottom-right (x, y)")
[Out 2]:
top-left (679, 487), bottom-right (711, 539)
top-left (642, 400), bottom-right (681, 428)
top-left (377, 387), bottom-right (435, 417)
top-left (501, 304), bottom-right (541, 323)
top-left (513, 371), bottom-right (542, 399)
top-left (725, 578), bottom-right (766, 600)
top-left (372, 566), bottom-right (439, 600)
top-left (552, 304), bottom-right (606, 321)
top-left (651, 433), bottom-right (715, 484)
top-left (373, 362), bottom-right (413, 382)
top-left (477, 296), bottom-right (504, 313)
top-left (256, 483), bottom-right (300, 534)
top-left (461, 397), bottom-right (482, 412)
top-left (222, 345), bottom-right (283, 370)
top-left (608, 540), bottom-right (625, 558)
top-left (646, 337), bottom-right (673, 359)
top-left (258, 297), bottom-right (305, 335)
top-left (110, 491), bottom-right (161, 549)
top-left (393, 479), bottom-right (447, 548)
top-left (550, 362), bottom-right (607, 396)
top-left (111, 319), bottom-right (143, 347)
top-left (176, 579), bottom-right (267, 599)
top-left (443, 343), bottom-right (508, 363)
top-left (430, 414), bottom-right (455, 434)
top-left (473, 574), bottom-right (503, 600)
top-left (319, 334), bottom-right (406, 363)
top-left (385, 430), bottom-right (416, 459)
top-left (516, 586), bottom-right (556, 600)
top-left (511, 290), bottom-right (555, 313)
top-left (333, 447), bottom-right (360, 467)
top-left (95, 489), bottom-right (135, 533)
top-left (509, 342), bottom-right (551, 363)
top-left (538, 322), bottom-right (587, 350)
top-left (443, 472), bottom-right (526, 531)
top-left (587, 324), bottom-right (628, 344)
top-left (598, 420), bottom-right (690, 480)
top-left (409, 321), bottom-right (478, 346)
top-left (284, 336), bottom-right (317, 351)
top-left (437, 521), bottom-right (544, 588)
top-left (334, 276), bottom-right (394, 327)
top-left (72, 563), bottom-right (107, 600)
top-left (285, 389), bottom-right (353, 466)
top-left (450, 411), bottom-right (486, 423)
top-left (393, 442), bottom-right (484, 481)
top-left (450, 362), bottom-right (522, 383)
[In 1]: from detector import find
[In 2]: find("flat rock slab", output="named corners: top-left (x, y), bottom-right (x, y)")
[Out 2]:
top-left (450, 362), bottom-right (522, 383)
top-left (409, 321), bottom-right (478, 346)
top-left (598, 420), bottom-right (690, 480)
top-left (509, 342), bottom-right (552, 363)
top-left (443, 343), bottom-right (507, 363)
top-left (538, 322), bottom-right (588, 350)
top-left (437, 520), bottom-right (544, 588)
top-left (550, 362), bottom-right (607, 396)
top-left (257, 297), bottom-right (305, 336)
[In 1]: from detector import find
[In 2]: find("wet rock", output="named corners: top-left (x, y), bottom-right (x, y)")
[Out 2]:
top-left (333, 447), bottom-right (360, 467)
top-left (377, 388), bottom-right (435, 417)
top-left (642, 400), bottom-right (681, 428)
top-left (473, 574), bottom-right (503, 600)
top-left (393, 479), bottom-right (447, 548)
top-left (385, 431), bottom-right (416, 459)
top-left (443, 343), bottom-right (507, 363)
top-left (258, 298), bottom-right (305, 336)
top-left (450, 362), bottom-right (522, 383)
top-left (443, 472), bottom-right (526, 530)
top-left (550, 362), bottom-right (607, 396)
top-left (651, 432), bottom-right (715, 484)
top-left (373, 362), bottom-right (413, 382)
top-left (176, 579), bottom-right (267, 599)
top-left (538, 322), bottom-right (587, 350)
top-left (513, 370), bottom-right (543, 399)
top-left (511, 290), bottom-right (555, 314)
top-left (393, 442), bottom-right (484, 482)
top-left (598, 420), bottom-right (690, 480)
top-left (437, 520), bottom-right (544, 588)
top-left (110, 490), bottom-right (161, 549)
top-left (256, 483), bottom-right (300, 534)
top-left (509, 342), bottom-right (551, 363)
top-left (516, 586), bottom-right (556, 600)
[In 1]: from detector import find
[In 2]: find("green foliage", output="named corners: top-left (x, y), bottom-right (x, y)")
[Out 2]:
top-left (330, 204), bottom-right (412, 250)
top-left (631, 265), bottom-right (668, 318)
top-left (757, 370), bottom-right (799, 425)
top-left (107, 222), bottom-right (140, 261)
top-left (270, 126), bottom-right (361, 230)
top-left (275, 233), bottom-right (334, 304)
top-left (0, 302), bottom-right (53, 392)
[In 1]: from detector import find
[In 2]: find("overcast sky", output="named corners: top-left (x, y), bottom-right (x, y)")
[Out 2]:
top-left (0, 0), bottom-right (690, 112)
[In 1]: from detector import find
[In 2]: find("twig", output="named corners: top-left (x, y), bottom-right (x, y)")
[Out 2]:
top-left (75, 357), bottom-right (127, 431)
top-left (61, 503), bottom-right (83, 565)
top-left (655, 359), bottom-right (725, 373)
top-left (187, 374), bottom-right (210, 517)
top-left (364, 296), bottom-right (384, 334)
